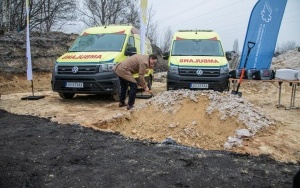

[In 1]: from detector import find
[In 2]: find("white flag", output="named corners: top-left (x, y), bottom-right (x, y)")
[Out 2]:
top-left (140, 0), bottom-right (147, 55)
top-left (26, 0), bottom-right (32, 80)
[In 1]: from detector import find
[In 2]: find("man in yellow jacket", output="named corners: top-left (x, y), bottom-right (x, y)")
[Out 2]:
top-left (113, 54), bottom-right (158, 110)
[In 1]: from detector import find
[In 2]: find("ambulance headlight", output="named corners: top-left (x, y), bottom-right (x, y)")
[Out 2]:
top-left (169, 65), bottom-right (179, 75)
top-left (220, 65), bottom-right (229, 75)
top-left (99, 63), bottom-right (115, 72)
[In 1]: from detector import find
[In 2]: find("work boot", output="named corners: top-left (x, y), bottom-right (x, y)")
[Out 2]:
top-left (119, 102), bottom-right (127, 107)
top-left (126, 105), bottom-right (134, 110)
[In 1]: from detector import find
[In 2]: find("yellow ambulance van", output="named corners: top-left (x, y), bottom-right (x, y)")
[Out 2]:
top-left (163, 30), bottom-right (230, 91)
top-left (51, 25), bottom-right (153, 100)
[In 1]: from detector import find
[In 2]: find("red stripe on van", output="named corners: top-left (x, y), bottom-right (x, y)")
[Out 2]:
top-left (115, 30), bottom-right (125, 34)
top-left (176, 37), bottom-right (185, 40)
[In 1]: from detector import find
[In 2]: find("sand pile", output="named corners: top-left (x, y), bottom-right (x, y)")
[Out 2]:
top-left (94, 90), bottom-right (275, 150)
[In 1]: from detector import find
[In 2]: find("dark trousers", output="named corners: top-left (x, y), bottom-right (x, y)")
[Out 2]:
top-left (118, 76), bottom-right (137, 106)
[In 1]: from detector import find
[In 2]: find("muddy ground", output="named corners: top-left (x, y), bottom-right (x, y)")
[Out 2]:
top-left (0, 72), bottom-right (300, 187)
top-left (0, 108), bottom-right (299, 188)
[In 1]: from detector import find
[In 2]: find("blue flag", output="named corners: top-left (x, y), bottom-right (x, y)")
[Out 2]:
top-left (238, 0), bottom-right (287, 70)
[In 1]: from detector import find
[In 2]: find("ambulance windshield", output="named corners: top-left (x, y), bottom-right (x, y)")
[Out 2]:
top-left (171, 39), bottom-right (224, 56)
top-left (68, 34), bottom-right (126, 52)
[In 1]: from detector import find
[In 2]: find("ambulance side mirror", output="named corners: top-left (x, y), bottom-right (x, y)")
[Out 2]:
top-left (163, 51), bottom-right (170, 60)
top-left (125, 46), bottom-right (137, 56)
top-left (225, 51), bottom-right (232, 61)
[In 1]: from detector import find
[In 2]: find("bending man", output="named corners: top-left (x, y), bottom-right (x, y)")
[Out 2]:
top-left (113, 54), bottom-right (158, 110)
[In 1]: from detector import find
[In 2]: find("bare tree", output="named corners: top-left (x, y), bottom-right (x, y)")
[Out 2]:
top-left (120, 0), bottom-right (139, 27)
top-left (233, 39), bottom-right (239, 54)
top-left (78, 0), bottom-right (132, 27)
top-left (145, 4), bottom-right (158, 46)
top-left (30, 0), bottom-right (77, 32)
top-left (227, 39), bottom-right (240, 69)
top-left (160, 26), bottom-right (172, 53)
top-left (2, 0), bottom-right (25, 31)
top-left (0, 0), bottom-right (77, 32)
top-left (277, 41), bottom-right (297, 53)
top-left (1, 0), bottom-right (11, 31)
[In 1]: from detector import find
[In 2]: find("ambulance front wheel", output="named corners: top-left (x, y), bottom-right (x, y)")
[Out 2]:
top-left (58, 92), bottom-right (75, 99)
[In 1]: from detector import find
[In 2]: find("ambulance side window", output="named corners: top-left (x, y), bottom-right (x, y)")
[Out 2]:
top-left (128, 36), bottom-right (135, 47)
top-left (125, 36), bottom-right (137, 56)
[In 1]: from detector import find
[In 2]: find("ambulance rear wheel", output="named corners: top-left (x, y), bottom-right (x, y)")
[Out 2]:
top-left (58, 92), bottom-right (75, 99)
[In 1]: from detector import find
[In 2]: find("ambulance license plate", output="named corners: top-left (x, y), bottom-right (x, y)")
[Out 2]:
top-left (190, 83), bottom-right (209, 89)
top-left (65, 82), bottom-right (84, 88)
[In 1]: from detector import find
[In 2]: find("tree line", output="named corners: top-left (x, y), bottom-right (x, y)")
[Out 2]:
top-left (0, 0), bottom-right (143, 32)
top-left (0, 0), bottom-right (173, 53)
top-left (0, 0), bottom-right (77, 32)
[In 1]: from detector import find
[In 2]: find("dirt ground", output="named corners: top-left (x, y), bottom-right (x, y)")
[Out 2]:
top-left (0, 72), bottom-right (300, 187)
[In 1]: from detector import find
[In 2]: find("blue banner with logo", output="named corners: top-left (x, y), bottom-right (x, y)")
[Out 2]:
top-left (238, 0), bottom-right (287, 70)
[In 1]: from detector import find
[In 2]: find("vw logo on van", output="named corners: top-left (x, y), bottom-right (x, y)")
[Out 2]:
top-left (196, 69), bottom-right (203, 76)
top-left (72, 66), bottom-right (79, 73)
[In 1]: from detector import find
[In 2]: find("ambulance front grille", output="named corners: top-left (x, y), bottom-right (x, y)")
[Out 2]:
top-left (57, 65), bottom-right (97, 75)
top-left (179, 68), bottom-right (220, 77)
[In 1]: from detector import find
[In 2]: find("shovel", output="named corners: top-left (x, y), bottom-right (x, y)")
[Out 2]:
top-left (135, 82), bottom-right (154, 99)
top-left (231, 41), bottom-right (255, 97)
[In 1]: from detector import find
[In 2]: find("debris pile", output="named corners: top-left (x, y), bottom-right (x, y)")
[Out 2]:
top-left (122, 89), bottom-right (275, 149)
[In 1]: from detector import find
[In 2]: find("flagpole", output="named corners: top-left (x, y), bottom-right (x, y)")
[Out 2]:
top-left (31, 80), bottom-right (35, 96)
top-left (26, 0), bottom-right (32, 81)
top-left (140, 0), bottom-right (147, 55)
top-left (21, 0), bottom-right (44, 100)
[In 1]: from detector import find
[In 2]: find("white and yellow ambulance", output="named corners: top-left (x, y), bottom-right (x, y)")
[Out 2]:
top-left (51, 25), bottom-right (153, 100)
top-left (163, 30), bottom-right (230, 91)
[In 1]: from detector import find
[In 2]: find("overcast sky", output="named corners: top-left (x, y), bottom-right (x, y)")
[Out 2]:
top-left (150, 0), bottom-right (300, 52)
